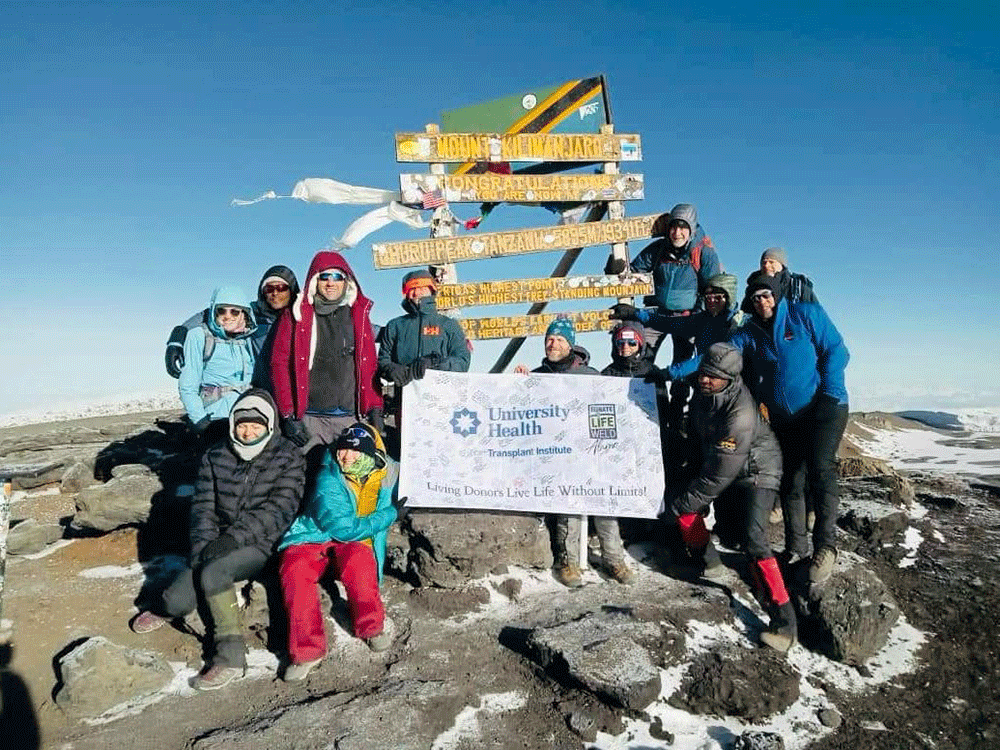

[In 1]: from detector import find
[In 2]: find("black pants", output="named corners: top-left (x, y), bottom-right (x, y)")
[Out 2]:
top-left (712, 484), bottom-right (777, 560)
top-left (161, 546), bottom-right (269, 617)
top-left (772, 397), bottom-right (849, 556)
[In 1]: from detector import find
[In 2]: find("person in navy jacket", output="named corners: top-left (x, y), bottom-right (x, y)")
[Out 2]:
top-left (728, 273), bottom-right (849, 584)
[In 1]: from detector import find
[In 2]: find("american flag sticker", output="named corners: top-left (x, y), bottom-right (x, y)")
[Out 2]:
top-left (422, 189), bottom-right (445, 209)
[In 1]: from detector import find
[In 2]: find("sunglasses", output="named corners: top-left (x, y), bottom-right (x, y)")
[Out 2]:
top-left (704, 293), bottom-right (727, 303)
top-left (615, 339), bottom-right (640, 348)
top-left (318, 271), bottom-right (346, 282)
top-left (752, 290), bottom-right (774, 301)
top-left (215, 306), bottom-right (244, 318)
top-left (263, 283), bottom-right (290, 294)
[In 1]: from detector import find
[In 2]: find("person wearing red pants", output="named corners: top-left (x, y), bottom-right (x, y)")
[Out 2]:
top-left (277, 422), bottom-right (400, 681)
top-left (666, 343), bottom-right (797, 652)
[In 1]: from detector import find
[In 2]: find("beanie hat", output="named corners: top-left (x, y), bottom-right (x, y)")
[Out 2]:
top-left (612, 321), bottom-right (645, 347)
top-left (699, 342), bottom-right (742, 381)
top-left (760, 247), bottom-right (789, 269)
top-left (704, 272), bottom-right (737, 306)
top-left (232, 407), bottom-right (268, 428)
top-left (668, 203), bottom-right (698, 232)
top-left (545, 316), bottom-right (576, 347)
top-left (742, 271), bottom-right (783, 316)
top-left (402, 269), bottom-right (437, 296)
top-left (336, 422), bottom-right (378, 456)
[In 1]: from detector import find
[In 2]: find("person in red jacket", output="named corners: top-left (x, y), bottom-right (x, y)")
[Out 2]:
top-left (270, 251), bottom-right (383, 460)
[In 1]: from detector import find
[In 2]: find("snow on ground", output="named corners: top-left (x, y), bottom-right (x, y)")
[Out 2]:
top-left (0, 391), bottom-right (181, 428)
top-left (432, 692), bottom-right (529, 750)
top-left (850, 417), bottom-right (1000, 475)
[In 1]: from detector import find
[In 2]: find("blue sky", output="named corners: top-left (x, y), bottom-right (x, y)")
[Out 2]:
top-left (3, 0), bottom-right (998, 416)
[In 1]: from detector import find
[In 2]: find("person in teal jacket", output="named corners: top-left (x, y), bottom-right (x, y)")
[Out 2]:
top-left (277, 422), bottom-right (401, 680)
top-left (177, 286), bottom-right (257, 435)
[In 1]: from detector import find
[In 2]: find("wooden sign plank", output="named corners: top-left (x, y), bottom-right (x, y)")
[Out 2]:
top-left (399, 172), bottom-right (644, 204)
top-left (437, 274), bottom-right (652, 309)
top-left (458, 310), bottom-right (617, 341)
top-left (373, 214), bottom-right (659, 269)
top-left (395, 132), bottom-right (642, 163)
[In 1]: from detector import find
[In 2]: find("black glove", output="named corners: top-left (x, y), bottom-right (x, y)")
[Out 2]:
top-left (392, 495), bottom-right (410, 521)
top-left (604, 255), bottom-right (628, 275)
top-left (199, 534), bottom-right (238, 564)
top-left (367, 408), bottom-right (386, 437)
top-left (410, 355), bottom-right (439, 380)
top-left (644, 368), bottom-right (669, 385)
top-left (379, 362), bottom-right (412, 387)
top-left (610, 303), bottom-right (639, 321)
top-left (165, 325), bottom-right (188, 377)
top-left (281, 417), bottom-right (310, 447)
top-left (190, 415), bottom-right (213, 434)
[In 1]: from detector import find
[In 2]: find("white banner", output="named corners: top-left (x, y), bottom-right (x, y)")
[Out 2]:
top-left (399, 371), bottom-right (664, 518)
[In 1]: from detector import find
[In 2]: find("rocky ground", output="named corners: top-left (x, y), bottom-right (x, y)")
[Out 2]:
top-left (0, 411), bottom-right (998, 749)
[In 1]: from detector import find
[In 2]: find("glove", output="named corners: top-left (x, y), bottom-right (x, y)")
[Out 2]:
top-left (165, 325), bottom-right (188, 377)
top-left (604, 255), bottom-right (628, 275)
top-left (644, 368), bottom-right (669, 385)
top-left (281, 417), bottom-right (310, 447)
top-left (367, 408), bottom-right (386, 437)
top-left (609, 303), bottom-right (639, 321)
top-left (199, 534), bottom-right (238, 564)
top-left (392, 495), bottom-right (410, 521)
top-left (410, 355), bottom-right (438, 380)
top-left (190, 415), bottom-right (213, 434)
top-left (379, 362), bottom-right (412, 387)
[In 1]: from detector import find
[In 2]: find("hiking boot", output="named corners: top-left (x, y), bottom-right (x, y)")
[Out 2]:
top-left (760, 602), bottom-right (797, 654)
top-left (809, 547), bottom-right (837, 584)
top-left (189, 664), bottom-right (243, 691)
top-left (604, 560), bottom-right (636, 585)
top-left (554, 562), bottom-right (584, 588)
top-left (283, 657), bottom-right (322, 682)
top-left (701, 540), bottom-right (726, 581)
top-left (130, 611), bottom-right (167, 634)
top-left (367, 631), bottom-right (392, 652)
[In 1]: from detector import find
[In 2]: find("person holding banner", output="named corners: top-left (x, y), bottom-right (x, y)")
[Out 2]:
top-left (515, 317), bottom-right (631, 588)
top-left (270, 251), bottom-right (384, 459)
top-left (667, 342), bottom-right (796, 652)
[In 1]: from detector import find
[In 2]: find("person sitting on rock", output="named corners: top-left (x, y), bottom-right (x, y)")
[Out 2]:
top-left (514, 317), bottom-right (608, 588)
top-left (130, 389), bottom-right (306, 690)
top-left (277, 422), bottom-right (402, 681)
top-left (666, 343), bottom-right (796, 652)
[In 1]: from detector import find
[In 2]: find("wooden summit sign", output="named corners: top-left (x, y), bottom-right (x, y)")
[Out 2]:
top-left (372, 214), bottom-right (658, 269)
top-left (436, 274), bottom-right (652, 308)
top-left (458, 310), bottom-right (616, 341)
top-left (395, 132), bottom-right (642, 163)
top-left (399, 172), bottom-right (644, 204)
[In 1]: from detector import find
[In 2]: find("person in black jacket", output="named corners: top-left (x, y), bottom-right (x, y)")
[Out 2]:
top-left (129, 389), bottom-right (306, 690)
top-left (668, 343), bottom-right (797, 652)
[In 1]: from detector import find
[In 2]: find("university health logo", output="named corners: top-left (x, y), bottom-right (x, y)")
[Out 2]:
top-left (450, 408), bottom-right (480, 437)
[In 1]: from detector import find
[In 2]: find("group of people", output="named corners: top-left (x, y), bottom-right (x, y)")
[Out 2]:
top-left (136, 201), bottom-right (848, 689)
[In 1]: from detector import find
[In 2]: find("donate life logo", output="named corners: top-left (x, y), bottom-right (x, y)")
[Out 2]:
top-left (450, 408), bottom-right (481, 437)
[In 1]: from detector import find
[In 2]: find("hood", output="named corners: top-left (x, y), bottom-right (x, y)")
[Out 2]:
top-left (207, 285), bottom-right (257, 339)
top-left (292, 250), bottom-right (366, 321)
top-left (256, 265), bottom-right (300, 312)
top-left (228, 388), bottom-right (277, 461)
top-left (704, 272), bottom-right (740, 315)
top-left (699, 342), bottom-right (742, 381)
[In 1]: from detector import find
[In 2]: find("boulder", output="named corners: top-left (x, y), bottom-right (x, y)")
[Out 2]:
top-left (799, 550), bottom-right (900, 664)
top-left (669, 648), bottom-right (800, 722)
top-left (524, 608), bottom-right (670, 710)
top-left (399, 510), bottom-right (552, 588)
top-left (71, 467), bottom-right (163, 532)
top-left (61, 459), bottom-right (100, 493)
top-left (733, 731), bottom-right (786, 750)
top-left (55, 636), bottom-right (173, 717)
top-left (7, 518), bottom-right (63, 555)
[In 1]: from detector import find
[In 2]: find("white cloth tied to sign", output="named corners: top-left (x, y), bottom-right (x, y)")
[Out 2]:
top-left (231, 177), bottom-right (431, 248)
top-left (399, 370), bottom-right (664, 517)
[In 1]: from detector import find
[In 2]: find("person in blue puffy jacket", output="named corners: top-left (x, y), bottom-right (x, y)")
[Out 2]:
top-left (728, 274), bottom-right (849, 585)
top-left (177, 286), bottom-right (256, 436)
